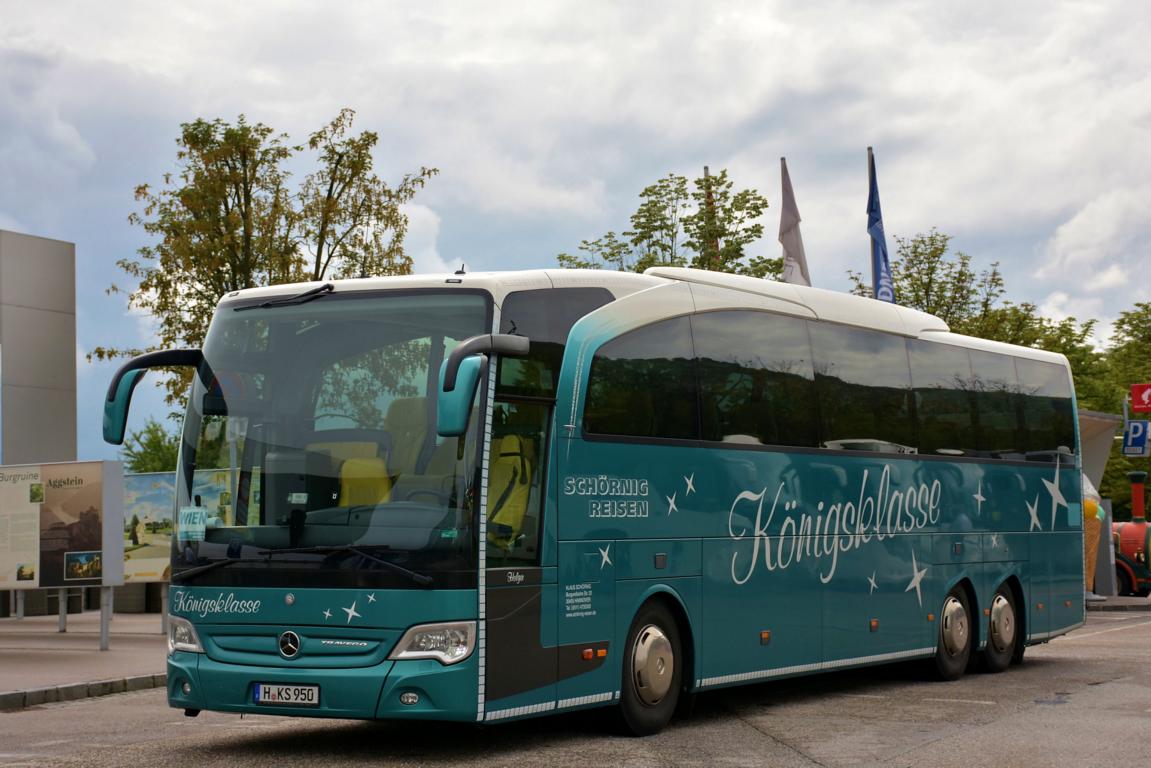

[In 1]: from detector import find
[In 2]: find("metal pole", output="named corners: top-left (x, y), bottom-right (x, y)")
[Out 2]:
top-left (15, 590), bottom-right (25, 620)
top-left (160, 583), bottom-right (169, 635)
top-left (99, 586), bottom-right (112, 651)
top-left (58, 588), bottom-right (67, 632)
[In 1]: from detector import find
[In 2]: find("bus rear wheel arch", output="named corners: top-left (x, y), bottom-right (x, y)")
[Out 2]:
top-left (618, 600), bottom-right (683, 736)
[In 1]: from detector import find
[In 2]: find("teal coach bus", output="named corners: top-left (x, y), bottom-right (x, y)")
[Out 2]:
top-left (104, 267), bottom-right (1082, 735)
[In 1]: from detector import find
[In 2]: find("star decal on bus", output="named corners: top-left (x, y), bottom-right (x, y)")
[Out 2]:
top-left (905, 551), bottom-right (928, 608)
top-left (989, 533), bottom-right (1000, 550)
top-left (1042, 463), bottom-right (1068, 529)
top-left (598, 544), bottom-right (612, 569)
top-left (1027, 495), bottom-right (1042, 532)
top-left (868, 572), bottom-right (878, 595)
top-left (666, 492), bottom-right (678, 516)
top-left (323, 608), bottom-right (332, 621)
top-left (684, 473), bottom-right (696, 495)
top-left (342, 601), bottom-right (361, 623)
top-left (366, 593), bottom-right (377, 603)
top-left (973, 482), bottom-right (985, 515)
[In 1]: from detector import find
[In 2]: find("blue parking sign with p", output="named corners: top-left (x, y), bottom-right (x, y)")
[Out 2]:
top-left (1123, 420), bottom-right (1150, 457)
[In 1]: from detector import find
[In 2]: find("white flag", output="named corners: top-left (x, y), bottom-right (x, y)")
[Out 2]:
top-left (779, 157), bottom-right (811, 286)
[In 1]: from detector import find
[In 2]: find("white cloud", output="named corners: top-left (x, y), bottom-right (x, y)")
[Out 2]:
top-left (1039, 187), bottom-right (1150, 277)
top-left (403, 204), bottom-right (453, 275)
top-left (1092, 264), bottom-right (1128, 291)
top-left (127, 303), bottom-right (158, 347)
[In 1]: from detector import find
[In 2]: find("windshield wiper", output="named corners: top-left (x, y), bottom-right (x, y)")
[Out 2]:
top-left (260, 546), bottom-right (435, 587)
top-left (173, 557), bottom-right (258, 583)
top-left (236, 282), bottom-right (334, 312)
top-left (173, 552), bottom-right (331, 583)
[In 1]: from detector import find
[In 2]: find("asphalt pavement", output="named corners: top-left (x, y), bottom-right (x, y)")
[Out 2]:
top-left (2, 611), bottom-right (1150, 768)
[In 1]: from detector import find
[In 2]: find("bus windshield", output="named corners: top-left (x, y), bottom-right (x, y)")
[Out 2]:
top-left (171, 289), bottom-right (491, 590)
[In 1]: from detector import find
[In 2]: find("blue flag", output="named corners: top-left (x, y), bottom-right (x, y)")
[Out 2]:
top-left (867, 147), bottom-right (896, 303)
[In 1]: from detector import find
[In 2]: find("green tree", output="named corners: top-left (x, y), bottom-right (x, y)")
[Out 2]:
top-left (92, 109), bottom-right (437, 405)
top-left (846, 229), bottom-right (1100, 394)
top-left (121, 419), bottom-right (180, 473)
top-left (299, 109), bottom-right (437, 280)
top-left (847, 229), bottom-right (1007, 331)
top-left (1094, 303), bottom-right (1151, 518)
top-left (558, 169), bottom-right (779, 278)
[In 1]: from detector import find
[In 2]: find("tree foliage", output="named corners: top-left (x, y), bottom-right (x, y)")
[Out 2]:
top-left (558, 169), bottom-right (780, 278)
top-left (1092, 303), bottom-right (1151, 517)
top-left (847, 229), bottom-right (1100, 391)
top-left (92, 109), bottom-right (437, 405)
top-left (121, 419), bottom-right (180, 473)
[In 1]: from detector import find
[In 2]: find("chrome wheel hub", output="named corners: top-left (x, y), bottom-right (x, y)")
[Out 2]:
top-left (632, 624), bottom-right (673, 705)
top-left (989, 594), bottom-right (1015, 653)
top-left (941, 596), bottom-right (969, 657)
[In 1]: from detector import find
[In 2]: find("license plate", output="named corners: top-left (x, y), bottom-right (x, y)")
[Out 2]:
top-left (253, 683), bottom-right (319, 706)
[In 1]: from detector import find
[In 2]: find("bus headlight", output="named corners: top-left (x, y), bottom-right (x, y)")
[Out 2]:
top-left (168, 616), bottom-right (204, 655)
top-left (388, 621), bottom-right (475, 665)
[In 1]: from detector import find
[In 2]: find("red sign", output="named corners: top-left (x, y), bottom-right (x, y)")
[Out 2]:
top-left (1133, 383), bottom-right (1151, 413)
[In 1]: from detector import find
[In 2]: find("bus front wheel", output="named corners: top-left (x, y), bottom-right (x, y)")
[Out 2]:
top-left (932, 587), bottom-right (972, 681)
top-left (618, 601), bottom-right (682, 736)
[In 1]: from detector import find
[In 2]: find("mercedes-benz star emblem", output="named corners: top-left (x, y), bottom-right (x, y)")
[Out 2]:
top-left (278, 631), bottom-right (301, 659)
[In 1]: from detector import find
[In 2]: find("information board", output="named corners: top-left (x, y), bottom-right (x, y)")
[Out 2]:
top-left (0, 461), bottom-right (124, 589)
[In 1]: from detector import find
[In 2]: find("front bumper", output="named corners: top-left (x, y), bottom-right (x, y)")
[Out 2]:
top-left (168, 650), bottom-right (479, 721)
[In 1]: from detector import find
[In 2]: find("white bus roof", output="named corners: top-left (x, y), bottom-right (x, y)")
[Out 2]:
top-left (219, 269), bottom-right (663, 307)
top-left (222, 266), bottom-right (1067, 366)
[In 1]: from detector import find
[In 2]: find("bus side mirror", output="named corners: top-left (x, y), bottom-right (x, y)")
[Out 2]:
top-left (103, 349), bottom-right (203, 445)
top-left (437, 356), bottom-right (484, 437)
top-left (437, 334), bottom-right (530, 437)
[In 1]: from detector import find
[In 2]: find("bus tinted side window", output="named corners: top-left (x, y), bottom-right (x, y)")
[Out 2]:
top-left (908, 340), bottom-right (976, 456)
top-left (1015, 357), bottom-right (1076, 459)
top-left (693, 311), bottom-right (818, 447)
top-left (583, 316), bottom-right (698, 440)
top-left (497, 287), bottom-right (613, 399)
top-left (810, 323), bottom-right (917, 453)
top-left (970, 349), bottom-right (1023, 456)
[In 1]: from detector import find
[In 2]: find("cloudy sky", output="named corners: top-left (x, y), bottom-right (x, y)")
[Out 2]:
top-left (2, 0), bottom-right (1149, 460)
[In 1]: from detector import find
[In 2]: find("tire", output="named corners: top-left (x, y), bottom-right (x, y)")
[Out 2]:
top-left (932, 586), bottom-right (973, 681)
top-left (1117, 567), bottom-right (1133, 597)
top-left (618, 601), bottom-right (682, 736)
top-left (982, 584), bottom-right (1017, 674)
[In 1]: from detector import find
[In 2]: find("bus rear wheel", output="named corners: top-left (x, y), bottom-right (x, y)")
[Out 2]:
top-left (932, 587), bottom-right (972, 681)
top-left (618, 601), bottom-right (682, 736)
top-left (982, 584), bottom-right (1017, 673)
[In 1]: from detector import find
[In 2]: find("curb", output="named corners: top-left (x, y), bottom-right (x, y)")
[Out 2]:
top-left (0, 673), bottom-right (166, 712)
top-left (1087, 602), bottom-right (1151, 612)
